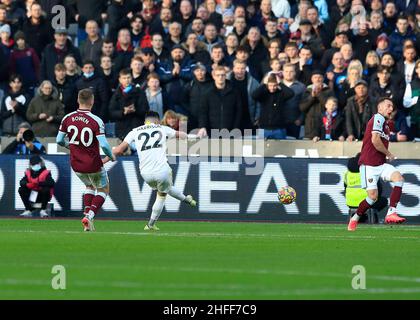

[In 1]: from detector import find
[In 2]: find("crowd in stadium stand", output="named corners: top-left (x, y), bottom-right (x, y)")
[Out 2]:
top-left (0, 0), bottom-right (420, 143)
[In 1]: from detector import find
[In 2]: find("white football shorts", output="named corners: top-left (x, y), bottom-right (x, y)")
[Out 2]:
top-left (75, 167), bottom-right (109, 189)
top-left (141, 167), bottom-right (173, 193)
top-left (360, 163), bottom-right (397, 190)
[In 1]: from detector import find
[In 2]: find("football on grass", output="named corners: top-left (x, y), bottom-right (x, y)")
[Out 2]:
top-left (278, 186), bottom-right (296, 205)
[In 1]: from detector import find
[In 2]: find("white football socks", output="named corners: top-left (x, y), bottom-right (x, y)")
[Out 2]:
top-left (386, 207), bottom-right (397, 216)
top-left (148, 194), bottom-right (166, 227)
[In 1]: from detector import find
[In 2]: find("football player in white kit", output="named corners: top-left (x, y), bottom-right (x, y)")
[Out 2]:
top-left (110, 111), bottom-right (197, 230)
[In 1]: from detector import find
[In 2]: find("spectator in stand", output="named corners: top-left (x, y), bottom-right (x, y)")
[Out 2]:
top-left (351, 21), bottom-right (374, 63)
top-left (150, 7), bottom-right (173, 38)
top-left (108, 68), bottom-right (150, 139)
top-left (378, 52), bottom-right (405, 94)
top-left (21, 2), bottom-right (53, 59)
top-left (9, 31), bottom-right (40, 92)
top-left (340, 43), bottom-right (353, 68)
top-left (298, 19), bottom-right (324, 62)
top-left (130, 14), bottom-right (147, 49)
top-left (69, 0), bottom-right (108, 45)
top-left (300, 70), bottom-right (334, 140)
top-left (204, 0), bottom-right (223, 31)
top-left (224, 33), bottom-right (239, 63)
top-left (229, 59), bottom-right (260, 132)
top-left (175, 0), bottom-right (195, 38)
top-left (307, 5), bottom-right (333, 50)
top-left (52, 63), bottom-right (78, 115)
top-left (312, 96), bottom-right (346, 142)
top-left (271, 0), bottom-right (291, 19)
top-left (261, 38), bottom-right (281, 75)
top-left (157, 44), bottom-right (194, 115)
top-left (296, 45), bottom-right (319, 86)
top-left (26, 80), bottom-right (65, 137)
top-left (241, 27), bottom-right (268, 81)
top-left (210, 44), bottom-right (230, 73)
top-left (165, 21), bottom-right (183, 50)
top-left (326, 51), bottom-right (347, 95)
top-left (182, 32), bottom-right (211, 66)
top-left (199, 65), bottom-right (241, 137)
top-left (345, 79), bottom-right (376, 141)
top-left (337, 59), bottom-right (363, 109)
top-left (284, 41), bottom-right (300, 65)
top-left (79, 20), bottom-right (103, 67)
top-left (99, 54), bottom-right (118, 97)
top-left (186, 17), bottom-right (205, 41)
top-left (145, 72), bottom-right (172, 119)
top-left (363, 50), bottom-right (380, 83)
top-left (389, 13), bottom-right (416, 61)
top-left (0, 24), bottom-right (13, 60)
top-left (63, 54), bottom-right (81, 84)
top-left (113, 28), bottom-right (134, 74)
top-left (151, 33), bottom-right (170, 64)
top-left (202, 22), bottom-right (224, 53)
top-left (162, 109), bottom-right (187, 131)
top-left (232, 16), bottom-right (247, 44)
top-left (330, 0), bottom-right (350, 29)
top-left (76, 60), bottom-right (109, 119)
top-left (282, 63), bottom-right (306, 139)
top-left (369, 65), bottom-right (401, 107)
top-left (376, 33), bottom-right (390, 58)
top-left (252, 73), bottom-right (295, 140)
top-left (101, 39), bottom-right (116, 59)
top-left (18, 155), bottom-right (55, 218)
top-left (2, 122), bottom-right (46, 154)
top-left (396, 44), bottom-right (417, 84)
top-left (403, 59), bottom-right (420, 124)
top-left (131, 55), bottom-right (148, 90)
top-left (183, 62), bottom-right (212, 132)
top-left (369, 10), bottom-right (385, 40)
top-left (1, 74), bottom-right (29, 135)
top-left (138, 46), bottom-right (157, 74)
top-left (40, 28), bottom-right (82, 82)
top-left (1, 0), bottom-right (25, 33)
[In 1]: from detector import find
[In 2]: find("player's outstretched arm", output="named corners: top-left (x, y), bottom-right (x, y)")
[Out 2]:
top-left (56, 131), bottom-right (69, 149)
top-left (98, 135), bottom-right (116, 161)
top-left (112, 141), bottom-right (129, 156)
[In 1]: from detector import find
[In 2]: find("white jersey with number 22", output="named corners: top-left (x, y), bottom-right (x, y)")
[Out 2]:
top-left (124, 124), bottom-right (176, 174)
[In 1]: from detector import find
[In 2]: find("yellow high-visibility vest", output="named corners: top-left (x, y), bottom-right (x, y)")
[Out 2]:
top-left (344, 171), bottom-right (367, 207)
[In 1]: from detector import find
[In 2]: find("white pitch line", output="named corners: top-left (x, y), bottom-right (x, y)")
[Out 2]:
top-left (1, 229), bottom-right (420, 241)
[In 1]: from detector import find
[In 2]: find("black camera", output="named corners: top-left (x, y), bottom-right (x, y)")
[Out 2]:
top-left (22, 129), bottom-right (35, 142)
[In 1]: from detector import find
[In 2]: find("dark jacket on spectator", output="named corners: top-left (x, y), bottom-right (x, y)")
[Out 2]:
top-left (112, 42), bottom-right (134, 75)
top-left (199, 81), bottom-right (242, 133)
top-left (299, 84), bottom-right (334, 139)
top-left (1, 89), bottom-right (29, 135)
top-left (368, 78), bottom-right (401, 107)
top-left (75, 72), bottom-right (109, 120)
top-left (106, 0), bottom-right (133, 43)
top-left (108, 85), bottom-right (150, 139)
top-left (2, 138), bottom-right (46, 155)
top-left (157, 57), bottom-right (194, 110)
top-left (68, 0), bottom-right (108, 28)
top-left (21, 16), bottom-right (53, 59)
top-left (40, 39), bottom-right (82, 81)
top-left (389, 29), bottom-right (416, 61)
top-left (183, 76), bottom-right (213, 131)
top-left (79, 37), bottom-right (103, 67)
top-left (241, 38), bottom-right (268, 82)
top-left (251, 83), bottom-right (295, 129)
top-left (0, 46), bottom-right (8, 82)
top-left (26, 87), bottom-right (65, 137)
top-left (345, 96), bottom-right (377, 140)
top-left (9, 46), bottom-right (40, 89)
top-left (52, 77), bottom-right (78, 114)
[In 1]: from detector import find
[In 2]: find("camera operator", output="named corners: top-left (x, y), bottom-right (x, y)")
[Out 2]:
top-left (2, 122), bottom-right (46, 154)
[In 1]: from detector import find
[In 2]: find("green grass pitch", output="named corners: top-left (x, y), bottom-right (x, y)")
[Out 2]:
top-left (1, 218), bottom-right (420, 300)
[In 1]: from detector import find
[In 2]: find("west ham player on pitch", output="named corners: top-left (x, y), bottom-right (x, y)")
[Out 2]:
top-left (348, 97), bottom-right (406, 231)
top-left (110, 111), bottom-right (197, 231)
top-left (56, 89), bottom-right (115, 231)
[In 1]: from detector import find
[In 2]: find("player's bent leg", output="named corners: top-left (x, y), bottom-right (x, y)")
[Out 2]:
top-left (83, 186), bottom-right (95, 215)
top-left (348, 190), bottom-right (377, 231)
top-left (145, 192), bottom-right (167, 231)
top-left (385, 171), bottom-right (406, 224)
